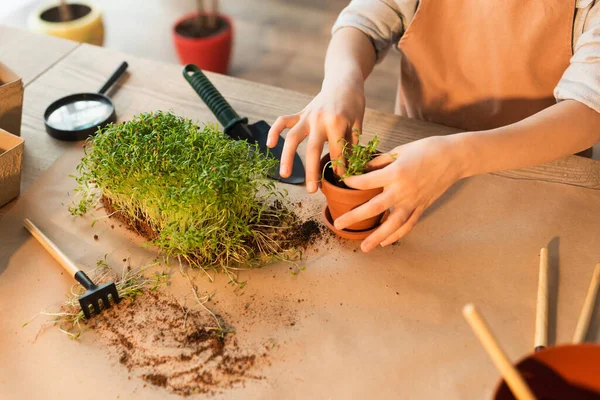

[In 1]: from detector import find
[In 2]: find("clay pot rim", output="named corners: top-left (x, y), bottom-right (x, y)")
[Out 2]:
top-left (31, 2), bottom-right (101, 29)
top-left (319, 153), bottom-right (382, 196)
top-left (40, 3), bottom-right (92, 23)
top-left (493, 343), bottom-right (600, 398)
top-left (173, 13), bottom-right (232, 43)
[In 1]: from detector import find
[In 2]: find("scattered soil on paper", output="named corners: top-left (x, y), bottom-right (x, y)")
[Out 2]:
top-left (89, 290), bottom-right (265, 396)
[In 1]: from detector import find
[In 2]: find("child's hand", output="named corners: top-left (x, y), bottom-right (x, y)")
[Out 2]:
top-left (334, 136), bottom-right (470, 251)
top-left (267, 76), bottom-right (366, 193)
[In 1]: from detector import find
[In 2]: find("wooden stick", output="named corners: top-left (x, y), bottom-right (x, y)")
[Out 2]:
top-left (58, 0), bottom-right (73, 22)
top-left (463, 304), bottom-right (537, 400)
top-left (209, 0), bottom-right (219, 31)
top-left (196, 0), bottom-right (205, 31)
top-left (534, 247), bottom-right (549, 351)
top-left (23, 218), bottom-right (80, 277)
top-left (573, 263), bottom-right (600, 343)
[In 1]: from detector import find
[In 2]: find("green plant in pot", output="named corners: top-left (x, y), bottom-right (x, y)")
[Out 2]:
top-left (69, 111), bottom-right (304, 282)
top-left (173, 0), bottom-right (233, 74)
top-left (320, 133), bottom-right (387, 236)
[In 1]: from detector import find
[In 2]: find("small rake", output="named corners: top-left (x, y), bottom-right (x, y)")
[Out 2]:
top-left (24, 218), bottom-right (120, 319)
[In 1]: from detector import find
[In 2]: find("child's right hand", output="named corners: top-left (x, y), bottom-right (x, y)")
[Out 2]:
top-left (267, 75), bottom-right (367, 193)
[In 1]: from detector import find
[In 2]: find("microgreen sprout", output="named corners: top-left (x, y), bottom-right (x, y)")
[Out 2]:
top-left (330, 131), bottom-right (379, 181)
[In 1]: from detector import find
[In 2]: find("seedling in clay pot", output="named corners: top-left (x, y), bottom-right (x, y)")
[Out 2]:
top-left (70, 111), bottom-right (319, 284)
top-left (320, 133), bottom-right (389, 239)
top-left (173, 0), bottom-right (233, 74)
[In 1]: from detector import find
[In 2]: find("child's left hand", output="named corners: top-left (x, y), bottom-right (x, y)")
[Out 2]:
top-left (333, 135), bottom-right (469, 252)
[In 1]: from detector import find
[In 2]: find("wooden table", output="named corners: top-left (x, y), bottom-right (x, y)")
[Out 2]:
top-left (2, 26), bottom-right (599, 196)
top-left (1, 27), bottom-right (600, 399)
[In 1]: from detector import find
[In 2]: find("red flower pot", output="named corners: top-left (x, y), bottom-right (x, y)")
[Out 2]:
top-left (173, 13), bottom-right (233, 74)
top-left (494, 344), bottom-right (600, 399)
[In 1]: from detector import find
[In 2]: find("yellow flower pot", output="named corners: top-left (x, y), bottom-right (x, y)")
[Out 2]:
top-left (27, 2), bottom-right (104, 46)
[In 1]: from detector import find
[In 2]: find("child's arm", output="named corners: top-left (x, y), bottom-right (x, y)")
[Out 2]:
top-left (267, 27), bottom-right (375, 194)
top-left (334, 100), bottom-right (600, 252)
top-left (459, 100), bottom-right (600, 177)
top-left (268, 1), bottom-right (407, 193)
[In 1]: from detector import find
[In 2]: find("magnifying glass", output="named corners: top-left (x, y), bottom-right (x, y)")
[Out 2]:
top-left (44, 61), bottom-right (128, 141)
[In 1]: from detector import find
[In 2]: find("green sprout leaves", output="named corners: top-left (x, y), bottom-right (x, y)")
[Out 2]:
top-left (331, 131), bottom-right (379, 181)
top-left (69, 111), bottom-right (298, 276)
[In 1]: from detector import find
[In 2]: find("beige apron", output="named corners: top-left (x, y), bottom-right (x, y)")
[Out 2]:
top-left (396, 0), bottom-right (575, 132)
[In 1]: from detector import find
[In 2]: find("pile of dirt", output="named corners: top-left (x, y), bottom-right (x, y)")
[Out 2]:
top-left (89, 290), bottom-right (266, 396)
top-left (284, 219), bottom-right (321, 250)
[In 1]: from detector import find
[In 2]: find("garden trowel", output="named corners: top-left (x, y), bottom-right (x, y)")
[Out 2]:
top-left (183, 64), bottom-right (305, 184)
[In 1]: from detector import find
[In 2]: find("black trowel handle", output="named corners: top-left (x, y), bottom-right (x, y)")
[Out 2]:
top-left (183, 64), bottom-right (254, 142)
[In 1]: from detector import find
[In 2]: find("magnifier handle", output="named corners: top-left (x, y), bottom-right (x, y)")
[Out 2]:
top-left (98, 61), bottom-right (128, 95)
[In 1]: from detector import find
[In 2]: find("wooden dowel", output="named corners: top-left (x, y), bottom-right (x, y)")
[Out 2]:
top-left (463, 304), bottom-right (537, 400)
top-left (58, 0), bottom-right (73, 22)
top-left (23, 218), bottom-right (80, 277)
top-left (573, 263), bottom-right (600, 344)
top-left (534, 247), bottom-right (549, 351)
top-left (209, 0), bottom-right (219, 30)
top-left (196, 0), bottom-right (205, 31)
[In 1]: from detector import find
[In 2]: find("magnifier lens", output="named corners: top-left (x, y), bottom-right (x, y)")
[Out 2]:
top-left (46, 99), bottom-right (113, 131)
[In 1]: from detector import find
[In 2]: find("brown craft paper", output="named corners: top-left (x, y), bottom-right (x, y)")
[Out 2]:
top-left (1, 38), bottom-right (599, 399)
top-left (1, 138), bottom-right (600, 399)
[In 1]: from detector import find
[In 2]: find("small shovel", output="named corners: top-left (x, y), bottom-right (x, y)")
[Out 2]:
top-left (24, 218), bottom-right (120, 319)
top-left (183, 64), bottom-right (305, 184)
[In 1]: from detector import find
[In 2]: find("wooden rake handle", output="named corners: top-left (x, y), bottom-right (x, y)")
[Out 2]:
top-left (573, 263), bottom-right (600, 344)
top-left (23, 218), bottom-right (80, 277)
top-left (463, 304), bottom-right (537, 400)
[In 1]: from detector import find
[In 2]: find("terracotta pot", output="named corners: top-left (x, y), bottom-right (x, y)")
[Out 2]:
top-left (494, 344), bottom-right (600, 399)
top-left (173, 13), bottom-right (233, 74)
top-left (319, 153), bottom-right (384, 232)
top-left (28, 2), bottom-right (104, 46)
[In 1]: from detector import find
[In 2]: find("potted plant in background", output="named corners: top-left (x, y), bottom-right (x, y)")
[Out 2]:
top-left (173, 0), bottom-right (233, 74)
top-left (27, 1), bottom-right (104, 45)
top-left (320, 133), bottom-right (389, 239)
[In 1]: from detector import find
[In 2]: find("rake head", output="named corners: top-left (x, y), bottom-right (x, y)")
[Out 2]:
top-left (75, 271), bottom-right (121, 319)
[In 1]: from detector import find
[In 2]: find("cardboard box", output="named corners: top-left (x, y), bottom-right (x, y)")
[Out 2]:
top-left (0, 62), bottom-right (24, 137)
top-left (0, 128), bottom-right (24, 208)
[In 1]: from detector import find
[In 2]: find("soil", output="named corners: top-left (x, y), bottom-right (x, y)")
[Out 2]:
top-left (495, 357), bottom-right (600, 399)
top-left (323, 163), bottom-right (350, 189)
top-left (40, 4), bottom-right (91, 23)
top-left (175, 16), bottom-right (229, 39)
top-left (284, 219), bottom-right (321, 250)
top-left (89, 290), bottom-right (265, 396)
